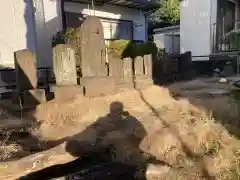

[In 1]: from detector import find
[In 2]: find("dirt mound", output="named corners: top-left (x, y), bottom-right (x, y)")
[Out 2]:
top-left (32, 86), bottom-right (171, 140)
top-left (1, 85), bottom-right (240, 179)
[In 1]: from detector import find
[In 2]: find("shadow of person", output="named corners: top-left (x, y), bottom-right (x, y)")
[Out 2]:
top-left (19, 101), bottom-right (169, 180)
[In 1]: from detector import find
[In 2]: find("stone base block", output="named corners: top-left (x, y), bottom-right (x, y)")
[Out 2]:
top-left (134, 76), bottom-right (153, 89)
top-left (51, 85), bottom-right (84, 100)
top-left (80, 76), bottom-right (116, 97)
top-left (24, 89), bottom-right (46, 105)
top-left (115, 82), bottom-right (134, 93)
top-left (115, 76), bottom-right (153, 92)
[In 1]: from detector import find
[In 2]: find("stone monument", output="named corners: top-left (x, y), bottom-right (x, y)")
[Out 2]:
top-left (53, 44), bottom-right (77, 85)
top-left (52, 44), bottom-right (83, 100)
top-left (14, 49), bottom-right (46, 106)
top-left (79, 16), bottom-right (107, 77)
top-left (15, 49), bottom-right (37, 90)
top-left (134, 55), bottom-right (153, 89)
top-left (78, 16), bottom-right (115, 96)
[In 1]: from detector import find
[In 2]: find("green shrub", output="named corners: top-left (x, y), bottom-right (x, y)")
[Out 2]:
top-left (107, 40), bottom-right (132, 58)
top-left (107, 40), bottom-right (158, 58)
top-left (52, 27), bottom-right (82, 66)
top-left (223, 29), bottom-right (240, 50)
top-left (52, 27), bottom-right (77, 47)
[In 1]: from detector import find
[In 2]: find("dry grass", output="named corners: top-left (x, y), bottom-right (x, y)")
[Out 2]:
top-left (27, 84), bottom-right (240, 179)
top-left (1, 81), bottom-right (240, 179)
top-left (0, 130), bottom-right (21, 161)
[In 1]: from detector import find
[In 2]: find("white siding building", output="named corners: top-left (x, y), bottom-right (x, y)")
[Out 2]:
top-left (153, 25), bottom-right (180, 54)
top-left (180, 0), bottom-right (239, 61)
top-left (0, 0), bottom-right (158, 68)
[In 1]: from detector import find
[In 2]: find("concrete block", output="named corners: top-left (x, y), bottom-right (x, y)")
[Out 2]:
top-left (134, 76), bottom-right (153, 89)
top-left (51, 85), bottom-right (84, 100)
top-left (80, 76), bottom-right (116, 97)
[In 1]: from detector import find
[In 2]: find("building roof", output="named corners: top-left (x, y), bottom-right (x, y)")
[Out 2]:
top-left (153, 25), bottom-right (180, 34)
top-left (66, 0), bottom-right (160, 11)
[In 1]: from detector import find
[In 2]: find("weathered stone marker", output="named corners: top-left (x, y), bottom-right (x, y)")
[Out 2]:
top-left (80, 16), bottom-right (107, 77)
top-left (53, 44), bottom-right (77, 85)
top-left (135, 55), bottom-right (153, 90)
top-left (52, 45), bottom-right (83, 100)
top-left (134, 56), bottom-right (144, 76)
top-left (108, 53), bottom-right (123, 82)
top-left (122, 57), bottom-right (133, 82)
top-left (143, 54), bottom-right (153, 78)
top-left (14, 49), bottom-right (37, 90)
top-left (14, 49), bottom-right (46, 106)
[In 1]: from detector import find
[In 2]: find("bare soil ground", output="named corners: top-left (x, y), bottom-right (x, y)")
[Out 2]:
top-left (1, 79), bottom-right (240, 179)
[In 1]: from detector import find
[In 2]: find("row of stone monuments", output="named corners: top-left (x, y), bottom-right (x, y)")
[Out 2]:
top-left (11, 16), bottom-right (153, 106)
top-left (52, 43), bottom-right (153, 100)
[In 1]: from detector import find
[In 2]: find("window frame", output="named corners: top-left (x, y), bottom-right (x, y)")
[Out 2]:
top-left (63, 12), bottom-right (134, 40)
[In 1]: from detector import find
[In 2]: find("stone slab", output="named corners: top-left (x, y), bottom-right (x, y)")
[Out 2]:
top-left (108, 54), bottom-right (123, 82)
top-left (14, 49), bottom-right (37, 90)
top-left (52, 44), bottom-right (77, 85)
top-left (80, 76), bottom-right (116, 97)
top-left (23, 89), bottom-right (46, 105)
top-left (134, 56), bottom-right (144, 76)
top-left (51, 85), bottom-right (84, 100)
top-left (122, 57), bottom-right (133, 83)
top-left (143, 54), bottom-right (153, 77)
top-left (134, 76), bottom-right (153, 89)
top-left (114, 82), bottom-right (134, 93)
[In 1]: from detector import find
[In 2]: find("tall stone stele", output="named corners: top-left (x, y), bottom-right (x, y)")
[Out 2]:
top-left (79, 16), bottom-right (107, 77)
top-left (52, 44), bottom-right (77, 86)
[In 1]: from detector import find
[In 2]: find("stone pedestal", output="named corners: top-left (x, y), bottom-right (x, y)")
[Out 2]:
top-left (114, 82), bottom-right (134, 93)
top-left (51, 85), bottom-right (84, 100)
top-left (134, 76), bottom-right (153, 90)
top-left (80, 76), bottom-right (116, 97)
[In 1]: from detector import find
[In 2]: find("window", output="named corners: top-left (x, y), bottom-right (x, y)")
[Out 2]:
top-left (100, 19), bottom-right (133, 40)
top-left (65, 12), bottom-right (133, 40)
top-left (224, 1), bottom-right (236, 33)
top-left (217, 0), bottom-right (236, 36)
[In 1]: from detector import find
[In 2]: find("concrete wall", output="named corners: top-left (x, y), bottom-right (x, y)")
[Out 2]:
top-left (0, 0), bottom-right (37, 68)
top-left (64, 2), bottom-right (147, 41)
top-left (180, 0), bottom-right (212, 61)
top-left (0, 0), bottom-right (146, 68)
